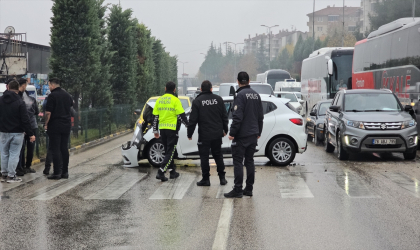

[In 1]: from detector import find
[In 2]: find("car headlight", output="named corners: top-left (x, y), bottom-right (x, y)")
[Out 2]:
top-left (401, 119), bottom-right (416, 129)
top-left (346, 120), bottom-right (365, 129)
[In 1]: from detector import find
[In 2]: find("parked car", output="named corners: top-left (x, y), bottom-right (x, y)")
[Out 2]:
top-left (323, 89), bottom-right (418, 160)
top-left (212, 87), bottom-right (220, 95)
top-left (122, 95), bottom-right (307, 167)
top-left (219, 82), bottom-right (274, 97)
top-left (274, 91), bottom-right (304, 116)
top-left (0, 83), bottom-right (6, 96)
top-left (305, 100), bottom-right (332, 145)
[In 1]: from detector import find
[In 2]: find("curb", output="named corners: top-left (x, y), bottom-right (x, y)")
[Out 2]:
top-left (32, 129), bottom-right (133, 165)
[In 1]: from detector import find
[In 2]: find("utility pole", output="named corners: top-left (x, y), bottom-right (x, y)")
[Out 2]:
top-left (313, 0), bottom-right (315, 51)
top-left (227, 42), bottom-right (244, 81)
top-left (414, 0), bottom-right (416, 19)
top-left (261, 25), bottom-right (279, 70)
top-left (342, 0), bottom-right (345, 47)
top-left (223, 42), bottom-right (229, 55)
top-left (179, 61), bottom-right (188, 95)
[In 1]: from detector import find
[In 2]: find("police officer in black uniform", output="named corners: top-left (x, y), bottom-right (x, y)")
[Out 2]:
top-left (224, 72), bottom-right (264, 198)
top-left (188, 80), bottom-right (229, 186)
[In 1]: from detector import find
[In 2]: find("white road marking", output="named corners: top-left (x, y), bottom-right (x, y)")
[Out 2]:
top-left (277, 172), bottom-right (314, 198)
top-left (149, 174), bottom-right (195, 200)
top-left (30, 174), bottom-right (94, 201)
top-left (212, 199), bottom-right (233, 250)
top-left (382, 172), bottom-right (420, 198)
top-left (216, 178), bottom-right (234, 199)
top-left (85, 173), bottom-right (146, 200)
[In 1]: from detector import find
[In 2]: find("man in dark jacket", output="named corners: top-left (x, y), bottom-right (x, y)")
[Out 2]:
top-left (188, 80), bottom-right (228, 186)
top-left (224, 72), bottom-right (264, 198)
top-left (0, 80), bottom-right (35, 183)
top-left (44, 78), bottom-right (73, 180)
top-left (17, 79), bottom-right (39, 175)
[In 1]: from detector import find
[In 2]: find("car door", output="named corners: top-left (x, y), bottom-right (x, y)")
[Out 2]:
top-left (306, 104), bottom-right (317, 135)
top-left (329, 93), bottom-right (343, 145)
top-left (257, 102), bottom-right (276, 152)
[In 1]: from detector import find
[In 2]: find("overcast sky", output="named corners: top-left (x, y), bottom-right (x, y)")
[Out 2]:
top-left (0, 0), bottom-right (360, 77)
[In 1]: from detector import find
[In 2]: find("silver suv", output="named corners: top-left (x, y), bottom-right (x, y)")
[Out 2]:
top-left (323, 89), bottom-right (418, 160)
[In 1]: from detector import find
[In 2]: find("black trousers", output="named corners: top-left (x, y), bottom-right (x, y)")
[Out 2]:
top-left (232, 135), bottom-right (258, 191)
top-left (198, 138), bottom-right (225, 178)
top-left (160, 129), bottom-right (178, 172)
top-left (17, 128), bottom-right (38, 172)
top-left (48, 132), bottom-right (70, 176)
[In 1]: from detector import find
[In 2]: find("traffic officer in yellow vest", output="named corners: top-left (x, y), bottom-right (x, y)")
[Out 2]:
top-left (153, 81), bottom-right (189, 182)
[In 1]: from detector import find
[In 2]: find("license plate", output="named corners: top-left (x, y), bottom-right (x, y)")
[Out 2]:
top-left (372, 139), bottom-right (396, 145)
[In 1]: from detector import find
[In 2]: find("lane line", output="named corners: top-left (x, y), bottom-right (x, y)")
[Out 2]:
top-left (30, 174), bottom-right (94, 201)
top-left (382, 172), bottom-right (420, 198)
top-left (85, 173), bottom-right (147, 200)
top-left (276, 172), bottom-right (314, 198)
top-left (216, 178), bottom-right (234, 199)
top-left (212, 199), bottom-right (233, 250)
top-left (149, 174), bottom-right (195, 200)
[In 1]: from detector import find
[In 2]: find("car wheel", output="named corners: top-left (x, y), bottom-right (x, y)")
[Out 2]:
top-left (403, 148), bottom-right (417, 160)
top-left (314, 127), bottom-right (321, 146)
top-left (337, 133), bottom-right (349, 160)
top-left (268, 137), bottom-right (296, 166)
top-left (324, 129), bottom-right (335, 153)
top-left (147, 140), bottom-right (165, 167)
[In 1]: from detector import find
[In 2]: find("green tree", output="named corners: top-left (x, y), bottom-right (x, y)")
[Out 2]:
top-left (49, 0), bottom-right (101, 111)
top-left (369, 0), bottom-right (420, 31)
top-left (256, 38), bottom-right (268, 73)
top-left (293, 34), bottom-right (304, 62)
top-left (108, 5), bottom-right (137, 107)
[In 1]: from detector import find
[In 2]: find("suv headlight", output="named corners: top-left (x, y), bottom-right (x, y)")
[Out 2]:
top-left (346, 120), bottom-right (365, 129)
top-left (401, 119), bottom-right (416, 129)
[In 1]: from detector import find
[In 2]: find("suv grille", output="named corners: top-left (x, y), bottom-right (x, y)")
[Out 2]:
top-left (363, 122), bottom-right (401, 130)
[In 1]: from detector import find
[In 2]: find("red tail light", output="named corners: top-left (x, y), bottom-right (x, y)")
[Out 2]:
top-left (289, 118), bottom-right (303, 126)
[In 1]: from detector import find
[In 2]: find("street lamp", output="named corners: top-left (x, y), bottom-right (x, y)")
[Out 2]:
top-left (227, 42), bottom-right (244, 81)
top-left (261, 25), bottom-right (279, 70)
top-left (179, 61), bottom-right (188, 95)
top-left (200, 53), bottom-right (207, 80)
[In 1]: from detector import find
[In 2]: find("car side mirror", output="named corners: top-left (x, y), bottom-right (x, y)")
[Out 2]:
top-left (134, 109), bottom-right (142, 115)
top-left (310, 111), bottom-right (316, 116)
top-left (329, 105), bottom-right (340, 112)
top-left (229, 86), bottom-right (236, 98)
top-left (404, 105), bottom-right (413, 112)
top-left (299, 100), bottom-right (304, 105)
top-left (327, 59), bottom-right (334, 76)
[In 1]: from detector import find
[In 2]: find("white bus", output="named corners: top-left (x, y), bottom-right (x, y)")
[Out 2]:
top-left (274, 80), bottom-right (301, 92)
top-left (301, 47), bottom-right (354, 116)
top-left (256, 69), bottom-right (291, 90)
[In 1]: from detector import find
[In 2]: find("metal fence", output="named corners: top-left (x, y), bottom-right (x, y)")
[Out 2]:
top-left (34, 104), bottom-right (138, 159)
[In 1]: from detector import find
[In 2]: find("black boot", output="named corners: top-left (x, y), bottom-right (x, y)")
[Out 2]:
top-left (156, 169), bottom-right (168, 182)
top-left (224, 187), bottom-right (243, 198)
top-left (219, 173), bottom-right (227, 186)
top-left (169, 169), bottom-right (180, 179)
top-left (197, 175), bottom-right (210, 186)
top-left (243, 186), bottom-right (253, 196)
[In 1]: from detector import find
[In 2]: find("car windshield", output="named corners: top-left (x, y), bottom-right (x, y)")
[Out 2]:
top-left (318, 102), bottom-right (331, 115)
top-left (180, 99), bottom-right (189, 110)
top-left (344, 93), bottom-right (401, 112)
top-left (282, 87), bottom-right (301, 92)
top-left (213, 91), bottom-right (219, 95)
top-left (278, 93), bottom-right (298, 102)
top-left (295, 93), bottom-right (302, 99)
top-left (250, 85), bottom-right (273, 95)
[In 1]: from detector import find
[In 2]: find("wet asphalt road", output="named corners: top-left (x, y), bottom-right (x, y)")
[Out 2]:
top-left (1, 134), bottom-right (420, 250)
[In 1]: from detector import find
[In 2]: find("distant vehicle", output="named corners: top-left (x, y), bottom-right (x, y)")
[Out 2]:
top-left (192, 90), bottom-right (201, 99)
top-left (122, 95), bottom-right (307, 167)
top-left (0, 83), bottom-right (6, 96)
top-left (274, 91), bottom-right (304, 115)
top-left (305, 100), bottom-right (332, 145)
top-left (219, 82), bottom-right (274, 97)
top-left (301, 47), bottom-right (354, 117)
top-left (186, 87), bottom-right (198, 98)
top-left (275, 80), bottom-right (301, 92)
top-left (352, 18), bottom-right (420, 134)
top-left (212, 87), bottom-right (220, 95)
top-left (256, 69), bottom-right (291, 90)
top-left (324, 89), bottom-right (417, 160)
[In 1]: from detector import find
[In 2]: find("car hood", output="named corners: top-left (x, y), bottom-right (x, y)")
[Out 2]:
top-left (343, 111), bottom-right (412, 122)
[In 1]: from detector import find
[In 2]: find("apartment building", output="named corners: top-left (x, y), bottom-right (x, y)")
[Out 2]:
top-left (359, 0), bottom-right (382, 33)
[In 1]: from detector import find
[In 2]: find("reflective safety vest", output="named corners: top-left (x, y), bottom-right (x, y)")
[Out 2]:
top-left (153, 93), bottom-right (185, 130)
